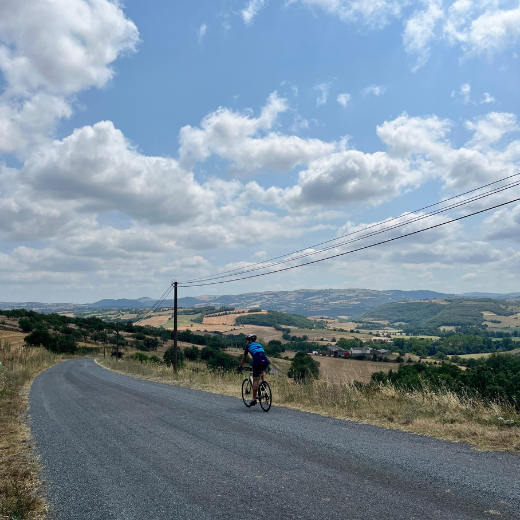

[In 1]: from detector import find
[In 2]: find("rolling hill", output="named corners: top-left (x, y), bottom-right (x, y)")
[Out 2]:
top-left (361, 298), bottom-right (520, 328)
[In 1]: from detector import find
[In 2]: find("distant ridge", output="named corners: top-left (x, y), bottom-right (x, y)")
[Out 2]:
top-left (1, 289), bottom-right (519, 317)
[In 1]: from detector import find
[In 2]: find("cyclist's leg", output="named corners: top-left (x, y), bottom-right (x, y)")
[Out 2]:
top-left (261, 370), bottom-right (266, 382)
top-left (252, 376), bottom-right (259, 400)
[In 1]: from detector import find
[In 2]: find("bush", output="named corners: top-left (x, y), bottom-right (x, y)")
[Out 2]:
top-left (18, 318), bottom-right (36, 332)
top-left (206, 351), bottom-right (240, 371)
top-left (24, 329), bottom-right (53, 349)
top-left (183, 346), bottom-right (200, 361)
top-left (264, 340), bottom-right (285, 356)
top-left (24, 329), bottom-right (77, 354)
top-left (288, 352), bottom-right (320, 382)
top-left (128, 352), bottom-right (150, 363)
top-left (200, 345), bottom-right (220, 360)
top-left (163, 347), bottom-right (185, 368)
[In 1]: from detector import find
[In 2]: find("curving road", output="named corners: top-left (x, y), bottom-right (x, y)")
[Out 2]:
top-left (30, 358), bottom-right (519, 519)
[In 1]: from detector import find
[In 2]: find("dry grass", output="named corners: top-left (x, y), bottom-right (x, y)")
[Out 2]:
top-left (288, 356), bottom-right (395, 384)
top-left (0, 338), bottom-right (67, 520)
top-left (483, 311), bottom-right (520, 330)
top-left (136, 315), bottom-right (171, 327)
top-left (98, 357), bottom-right (520, 454)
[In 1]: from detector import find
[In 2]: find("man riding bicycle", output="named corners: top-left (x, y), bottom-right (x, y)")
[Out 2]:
top-left (239, 334), bottom-right (270, 407)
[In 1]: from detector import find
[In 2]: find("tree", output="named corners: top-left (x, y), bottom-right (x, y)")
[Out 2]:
top-left (206, 351), bottom-right (240, 371)
top-left (288, 352), bottom-right (320, 381)
top-left (144, 337), bottom-right (159, 351)
top-left (183, 346), bottom-right (200, 361)
top-left (163, 347), bottom-right (185, 368)
top-left (25, 329), bottom-right (53, 348)
top-left (19, 318), bottom-right (36, 333)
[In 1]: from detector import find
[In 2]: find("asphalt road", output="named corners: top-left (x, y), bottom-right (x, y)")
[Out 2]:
top-left (29, 358), bottom-right (519, 520)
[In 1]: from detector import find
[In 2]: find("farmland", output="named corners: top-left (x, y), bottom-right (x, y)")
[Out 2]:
top-left (273, 355), bottom-right (395, 384)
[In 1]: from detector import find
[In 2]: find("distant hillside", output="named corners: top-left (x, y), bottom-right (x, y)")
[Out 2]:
top-left (2, 289), bottom-right (520, 318)
top-left (361, 298), bottom-right (520, 328)
top-left (174, 289), bottom-right (456, 318)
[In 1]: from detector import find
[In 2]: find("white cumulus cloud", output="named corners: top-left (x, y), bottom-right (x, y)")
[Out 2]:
top-left (242, 0), bottom-right (267, 24)
top-left (0, 0), bottom-right (139, 156)
top-left (337, 93), bottom-right (351, 107)
top-left (178, 92), bottom-right (336, 173)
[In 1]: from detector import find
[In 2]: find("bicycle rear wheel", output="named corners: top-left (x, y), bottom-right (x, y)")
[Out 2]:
top-left (258, 381), bottom-right (272, 412)
top-left (242, 378), bottom-right (254, 407)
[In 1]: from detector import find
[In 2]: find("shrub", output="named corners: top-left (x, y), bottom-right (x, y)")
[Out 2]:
top-left (288, 352), bottom-right (320, 381)
top-left (264, 340), bottom-right (285, 356)
top-left (128, 352), bottom-right (150, 363)
top-left (200, 345), bottom-right (220, 360)
top-left (183, 346), bottom-right (200, 361)
top-left (163, 347), bottom-right (185, 368)
top-left (206, 351), bottom-right (240, 371)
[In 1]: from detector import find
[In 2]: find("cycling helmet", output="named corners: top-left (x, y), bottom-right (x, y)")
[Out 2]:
top-left (246, 334), bottom-right (257, 342)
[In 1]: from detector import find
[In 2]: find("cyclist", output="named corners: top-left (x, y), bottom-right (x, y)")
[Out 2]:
top-left (239, 334), bottom-right (269, 406)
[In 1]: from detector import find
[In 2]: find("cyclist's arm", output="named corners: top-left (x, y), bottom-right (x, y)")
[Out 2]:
top-left (239, 351), bottom-right (248, 368)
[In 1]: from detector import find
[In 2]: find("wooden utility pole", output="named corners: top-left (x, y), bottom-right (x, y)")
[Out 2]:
top-left (173, 281), bottom-right (178, 372)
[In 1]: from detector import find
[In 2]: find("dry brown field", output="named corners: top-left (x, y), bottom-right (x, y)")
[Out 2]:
top-left (272, 354), bottom-right (394, 384)
top-left (483, 311), bottom-right (520, 330)
top-left (313, 357), bottom-right (395, 383)
top-left (0, 329), bottom-right (26, 347)
top-left (137, 315), bottom-right (171, 327)
top-left (201, 310), bottom-right (266, 326)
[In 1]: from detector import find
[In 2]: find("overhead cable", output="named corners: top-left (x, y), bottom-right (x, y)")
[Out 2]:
top-left (177, 196), bottom-right (520, 288)
top-left (179, 175), bottom-right (520, 285)
top-left (179, 172), bottom-right (520, 284)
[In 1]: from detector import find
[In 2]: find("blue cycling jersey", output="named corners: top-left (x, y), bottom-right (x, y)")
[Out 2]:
top-left (244, 341), bottom-right (265, 359)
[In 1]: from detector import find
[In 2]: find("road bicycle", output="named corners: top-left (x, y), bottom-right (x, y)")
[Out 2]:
top-left (240, 366), bottom-right (272, 412)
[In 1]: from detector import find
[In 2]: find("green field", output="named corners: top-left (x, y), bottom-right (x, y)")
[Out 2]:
top-left (164, 314), bottom-right (201, 327)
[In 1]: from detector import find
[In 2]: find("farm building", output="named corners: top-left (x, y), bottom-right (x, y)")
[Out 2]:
top-left (350, 346), bottom-right (374, 356)
top-left (327, 345), bottom-right (350, 357)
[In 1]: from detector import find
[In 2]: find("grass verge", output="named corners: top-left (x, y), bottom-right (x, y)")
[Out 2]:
top-left (0, 340), bottom-right (67, 520)
top-left (98, 357), bottom-right (520, 454)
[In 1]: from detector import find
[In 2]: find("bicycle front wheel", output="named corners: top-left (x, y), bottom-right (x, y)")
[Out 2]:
top-left (242, 378), bottom-right (254, 407)
top-left (258, 381), bottom-right (272, 412)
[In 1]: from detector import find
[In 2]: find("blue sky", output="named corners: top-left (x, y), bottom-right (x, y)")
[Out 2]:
top-left (1, 0), bottom-right (520, 302)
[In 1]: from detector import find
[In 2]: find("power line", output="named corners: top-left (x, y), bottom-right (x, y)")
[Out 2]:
top-left (179, 177), bottom-right (520, 285)
top-left (140, 282), bottom-right (175, 320)
top-left (178, 196), bottom-right (520, 288)
top-left (179, 173), bottom-right (520, 285)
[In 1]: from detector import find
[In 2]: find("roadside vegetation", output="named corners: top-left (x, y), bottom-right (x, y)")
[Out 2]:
top-left (0, 335), bottom-right (64, 520)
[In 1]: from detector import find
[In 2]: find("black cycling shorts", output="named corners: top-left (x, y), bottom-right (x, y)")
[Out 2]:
top-left (252, 356), bottom-right (269, 377)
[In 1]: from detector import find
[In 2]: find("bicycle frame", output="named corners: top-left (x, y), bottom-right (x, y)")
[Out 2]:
top-left (241, 366), bottom-right (272, 412)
